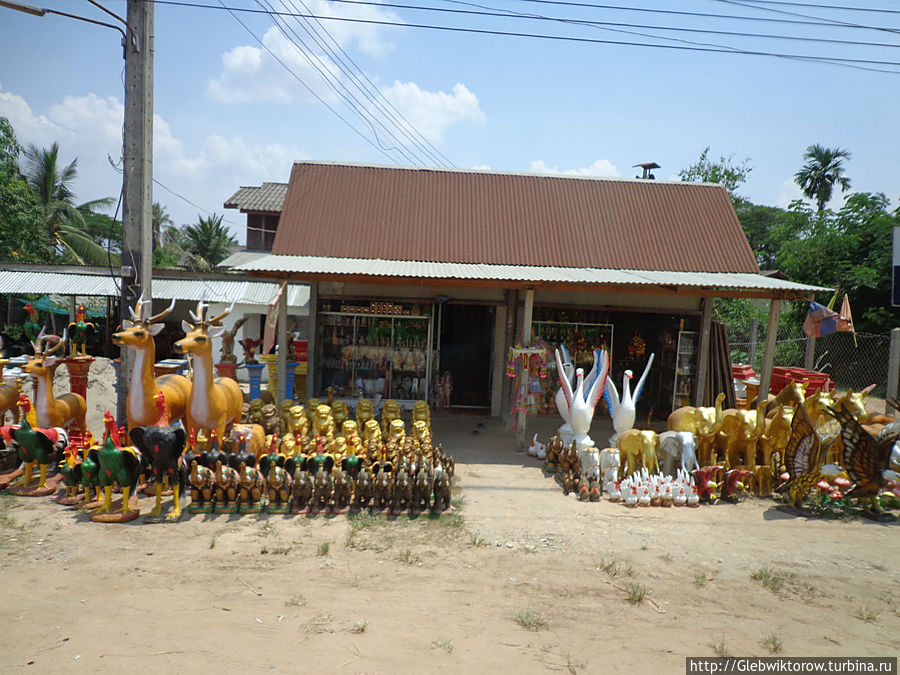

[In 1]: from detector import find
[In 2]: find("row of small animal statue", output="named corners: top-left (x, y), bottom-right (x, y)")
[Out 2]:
top-left (186, 440), bottom-right (454, 515)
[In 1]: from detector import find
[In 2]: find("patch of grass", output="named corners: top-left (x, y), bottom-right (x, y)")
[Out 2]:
top-left (269, 544), bottom-right (292, 555)
top-left (348, 511), bottom-right (381, 531)
top-left (286, 594), bottom-right (306, 607)
top-left (257, 521), bottom-right (276, 538)
top-left (760, 634), bottom-right (783, 653)
top-left (450, 494), bottom-right (465, 510)
top-left (599, 558), bottom-right (618, 576)
top-left (432, 638), bottom-right (454, 654)
top-left (692, 574), bottom-right (707, 588)
top-left (640, 544), bottom-right (648, 551)
top-left (870, 562), bottom-right (886, 571)
top-left (400, 548), bottom-right (420, 565)
top-left (468, 532), bottom-right (488, 547)
top-left (660, 552), bottom-right (673, 562)
top-left (514, 609), bottom-right (546, 631)
top-left (711, 637), bottom-right (730, 657)
top-left (317, 541), bottom-right (330, 556)
top-left (624, 583), bottom-right (647, 605)
top-left (209, 537), bottom-right (216, 549)
top-left (302, 612), bottom-right (332, 639)
top-left (622, 562), bottom-right (635, 577)
top-left (750, 567), bottom-right (793, 594)
top-left (351, 620), bottom-right (368, 634)
top-left (854, 605), bottom-right (880, 623)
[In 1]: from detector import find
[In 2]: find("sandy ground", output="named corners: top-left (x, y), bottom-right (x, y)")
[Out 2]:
top-left (1, 378), bottom-right (899, 673)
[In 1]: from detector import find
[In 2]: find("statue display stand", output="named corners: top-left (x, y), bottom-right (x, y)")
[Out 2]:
top-left (293, 362), bottom-right (307, 404)
top-left (90, 493), bottom-right (140, 523)
top-left (62, 355), bottom-right (94, 448)
top-left (8, 467), bottom-right (62, 497)
top-left (260, 354), bottom-right (278, 393)
top-left (214, 363), bottom-right (238, 381)
top-left (284, 361), bottom-right (299, 400)
top-left (242, 362), bottom-right (266, 401)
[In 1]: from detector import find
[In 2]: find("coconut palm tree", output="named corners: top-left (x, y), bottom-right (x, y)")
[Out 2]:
top-left (23, 142), bottom-right (114, 264)
top-left (794, 144), bottom-right (852, 212)
top-left (152, 202), bottom-right (172, 249)
top-left (182, 212), bottom-right (237, 271)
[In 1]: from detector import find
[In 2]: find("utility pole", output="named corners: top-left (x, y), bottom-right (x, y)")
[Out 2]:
top-left (118, 0), bottom-right (154, 425)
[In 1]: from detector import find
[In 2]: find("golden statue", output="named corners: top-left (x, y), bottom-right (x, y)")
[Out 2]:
top-left (381, 399), bottom-right (402, 435)
top-left (356, 399), bottom-right (376, 427)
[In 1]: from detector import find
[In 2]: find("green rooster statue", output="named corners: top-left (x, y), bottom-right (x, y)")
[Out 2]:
top-left (67, 304), bottom-right (96, 357)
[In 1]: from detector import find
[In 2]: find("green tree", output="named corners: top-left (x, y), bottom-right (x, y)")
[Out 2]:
top-left (152, 202), bottom-right (172, 249)
top-left (794, 144), bottom-right (852, 212)
top-left (182, 213), bottom-right (237, 271)
top-left (678, 146), bottom-right (752, 198)
top-left (0, 118), bottom-right (48, 262)
top-left (23, 142), bottom-right (114, 265)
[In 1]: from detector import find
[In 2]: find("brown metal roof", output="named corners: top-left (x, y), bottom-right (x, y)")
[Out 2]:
top-left (272, 162), bottom-right (758, 274)
top-left (224, 182), bottom-right (288, 214)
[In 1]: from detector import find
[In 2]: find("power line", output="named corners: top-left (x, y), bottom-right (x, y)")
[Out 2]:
top-left (733, 0), bottom-right (900, 13)
top-left (149, 1), bottom-right (900, 73)
top-left (710, 0), bottom-right (900, 36)
top-left (275, 0), bottom-right (455, 167)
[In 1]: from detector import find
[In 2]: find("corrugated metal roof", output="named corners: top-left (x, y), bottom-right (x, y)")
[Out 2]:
top-left (224, 182), bottom-right (288, 213)
top-left (0, 271), bottom-right (309, 307)
top-left (272, 162), bottom-right (758, 274)
top-left (234, 254), bottom-right (828, 296)
top-left (217, 250), bottom-right (270, 269)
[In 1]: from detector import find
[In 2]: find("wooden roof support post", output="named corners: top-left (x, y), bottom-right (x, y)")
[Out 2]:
top-left (306, 282), bottom-right (318, 402)
top-left (886, 328), bottom-right (900, 413)
top-left (522, 288), bottom-right (534, 343)
top-left (694, 297), bottom-right (713, 406)
top-left (277, 280), bottom-right (288, 403)
top-left (757, 297), bottom-right (782, 402)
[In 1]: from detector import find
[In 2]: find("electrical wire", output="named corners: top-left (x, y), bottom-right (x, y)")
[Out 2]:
top-left (149, 0), bottom-right (900, 73)
top-left (710, 0), bottom-right (900, 36)
top-left (731, 0), bottom-right (900, 13)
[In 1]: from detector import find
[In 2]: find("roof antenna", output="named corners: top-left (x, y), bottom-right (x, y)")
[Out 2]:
top-left (633, 162), bottom-right (660, 179)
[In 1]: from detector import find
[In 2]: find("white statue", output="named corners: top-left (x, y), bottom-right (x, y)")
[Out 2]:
top-left (555, 347), bottom-right (606, 447)
top-left (604, 353), bottom-right (655, 446)
top-left (555, 348), bottom-right (608, 452)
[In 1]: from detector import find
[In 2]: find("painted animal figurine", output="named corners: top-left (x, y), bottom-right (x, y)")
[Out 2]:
top-left (719, 469), bottom-right (753, 502)
top-left (214, 459), bottom-right (240, 512)
top-left (112, 298), bottom-right (191, 429)
top-left (616, 429), bottom-right (659, 480)
top-left (392, 467), bottom-right (413, 514)
top-left (66, 303), bottom-right (96, 357)
top-left (373, 463), bottom-right (393, 510)
top-left (355, 399), bottom-right (376, 427)
top-left (188, 460), bottom-right (215, 512)
top-left (667, 393), bottom-right (725, 467)
top-left (554, 344), bottom-right (577, 444)
top-left (311, 460), bottom-right (334, 512)
top-left (93, 434), bottom-right (143, 518)
top-left (332, 470), bottom-right (353, 512)
top-left (24, 329), bottom-right (86, 430)
top-left (354, 468), bottom-right (374, 510)
top-left (692, 466), bottom-right (722, 504)
top-left (554, 348), bottom-right (609, 450)
top-left (0, 337), bottom-right (22, 425)
top-left (658, 430), bottom-right (699, 476)
top-left (57, 443), bottom-right (84, 502)
top-left (237, 461), bottom-right (265, 513)
top-left (173, 301), bottom-right (243, 442)
top-left (412, 464), bottom-right (432, 512)
top-left (604, 352), bottom-right (655, 444)
top-left (829, 403), bottom-right (900, 519)
top-left (432, 463), bottom-right (451, 512)
top-left (129, 394), bottom-right (188, 519)
top-left (291, 460), bottom-right (313, 512)
top-left (381, 399), bottom-right (403, 436)
top-left (266, 460), bottom-right (293, 513)
top-left (10, 417), bottom-right (68, 490)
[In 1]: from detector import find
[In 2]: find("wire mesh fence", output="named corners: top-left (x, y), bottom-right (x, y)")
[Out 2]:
top-left (728, 319), bottom-right (892, 397)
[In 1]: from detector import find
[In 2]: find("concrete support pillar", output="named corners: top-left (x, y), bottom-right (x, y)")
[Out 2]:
top-left (306, 282), bottom-right (318, 402)
top-left (804, 336), bottom-right (816, 370)
top-left (887, 328), bottom-right (900, 413)
top-left (277, 282), bottom-right (288, 403)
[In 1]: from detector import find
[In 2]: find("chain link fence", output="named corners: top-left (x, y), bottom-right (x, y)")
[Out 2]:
top-left (728, 319), bottom-right (892, 397)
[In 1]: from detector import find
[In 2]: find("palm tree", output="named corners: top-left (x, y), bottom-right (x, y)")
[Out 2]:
top-left (23, 142), bottom-right (114, 264)
top-left (152, 202), bottom-right (173, 249)
top-left (182, 213), bottom-right (237, 271)
top-left (794, 144), bottom-right (852, 212)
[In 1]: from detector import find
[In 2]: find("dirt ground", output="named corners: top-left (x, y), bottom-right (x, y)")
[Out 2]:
top-left (1, 409), bottom-right (899, 673)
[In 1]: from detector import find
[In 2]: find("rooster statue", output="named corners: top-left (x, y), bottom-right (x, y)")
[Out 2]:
top-left (92, 411), bottom-right (143, 521)
top-left (22, 303), bottom-right (42, 345)
top-left (67, 304), bottom-right (96, 357)
top-left (129, 392), bottom-right (187, 520)
top-left (603, 353), bottom-right (655, 445)
top-left (9, 416), bottom-right (68, 494)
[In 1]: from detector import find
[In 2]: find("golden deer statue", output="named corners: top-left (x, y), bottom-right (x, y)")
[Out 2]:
top-left (23, 329), bottom-right (86, 430)
top-left (174, 301), bottom-right (243, 442)
top-left (0, 337), bottom-right (22, 424)
top-left (112, 297), bottom-right (192, 430)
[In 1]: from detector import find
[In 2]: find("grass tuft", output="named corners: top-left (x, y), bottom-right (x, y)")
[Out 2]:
top-left (624, 583), bottom-right (647, 605)
top-left (514, 608), bottom-right (546, 631)
top-left (854, 605), bottom-right (880, 623)
top-left (750, 567), bottom-right (792, 594)
top-left (761, 634), bottom-right (783, 653)
top-left (711, 637), bottom-right (730, 657)
top-left (317, 541), bottom-right (330, 556)
top-left (432, 638), bottom-right (454, 653)
top-left (351, 620), bottom-right (368, 634)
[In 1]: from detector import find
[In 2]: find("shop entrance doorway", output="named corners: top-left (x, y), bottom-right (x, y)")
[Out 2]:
top-left (437, 304), bottom-right (493, 409)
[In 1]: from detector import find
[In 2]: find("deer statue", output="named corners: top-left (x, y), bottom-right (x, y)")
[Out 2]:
top-left (0, 337), bottom-right (22, 424)
top-left (23, 329), bottom-right (87, 430)
top-left (174, 301), bottom-right (243, 442)
top-left (112, 297), bottom-right (191, 430)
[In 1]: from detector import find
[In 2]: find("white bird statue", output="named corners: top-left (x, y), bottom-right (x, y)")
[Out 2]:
top-left (604, 353), bottom-right (655, 445)
top-left (554, 345), bottom-right (576, 444)
top-left (555, 348), bottom-right (609, 451)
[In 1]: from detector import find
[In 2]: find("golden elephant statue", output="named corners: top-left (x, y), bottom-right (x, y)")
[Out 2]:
top-left (617, 429), bottom-right (659, 480)
top-left (667, 392), bottom-right (725, 466)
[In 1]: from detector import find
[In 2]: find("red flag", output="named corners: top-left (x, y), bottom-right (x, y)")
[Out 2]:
top-left (262, 281), bottom-right (286, 356)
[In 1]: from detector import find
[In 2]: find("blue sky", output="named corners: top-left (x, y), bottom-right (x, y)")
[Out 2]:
top-left (1, 0), bottom-right (898, 243)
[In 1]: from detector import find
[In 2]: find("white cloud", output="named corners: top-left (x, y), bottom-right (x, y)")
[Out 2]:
top-left (380, 81), bottom-right (484, 144)
top-left (0, 85), bottom-right (305, 242)
top-left (529, 159), bottom-right (620, 178)
top-left (207, 27), bottom-right (342, 105)
top-left (775, 177), bottom-right (806, 209)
